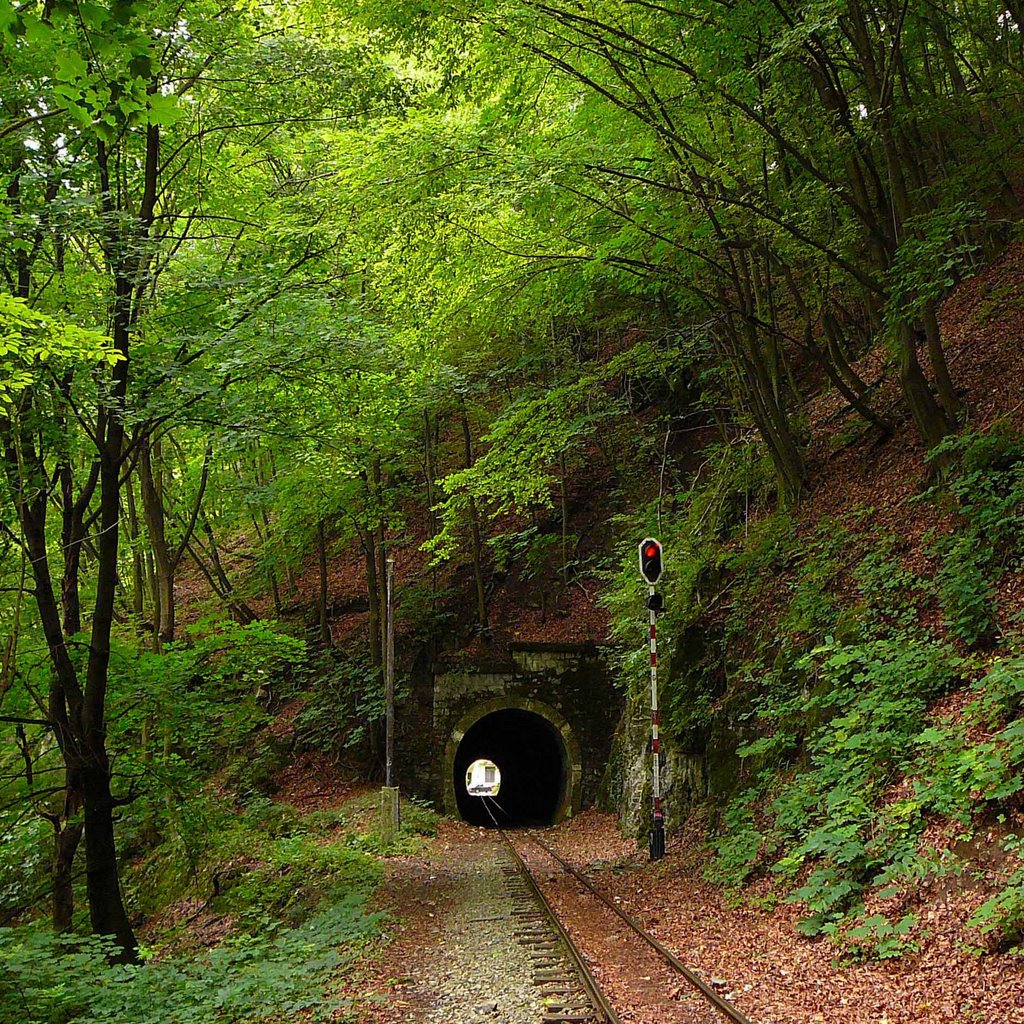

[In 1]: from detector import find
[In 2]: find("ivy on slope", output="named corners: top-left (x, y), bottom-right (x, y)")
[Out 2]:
top-left (710, 428), bottom-right (1024, 958)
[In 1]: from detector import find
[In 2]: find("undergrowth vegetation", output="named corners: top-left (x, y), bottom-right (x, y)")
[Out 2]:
top-left (607, 426), bottom-right (1024, 960)
top-left (0, 612), bottom-right (438, 1024)
top-left (2, 892), bottom-right (381, 1024)
top-left (2, 763), bottom-right (438, 1024)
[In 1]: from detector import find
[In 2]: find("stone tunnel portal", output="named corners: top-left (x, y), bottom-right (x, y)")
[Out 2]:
top-left (447, 698), bottom-right (582, 828)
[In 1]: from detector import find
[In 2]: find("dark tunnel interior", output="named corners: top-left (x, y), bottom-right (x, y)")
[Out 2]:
top-left (454, 709), bottom-right (567, 827)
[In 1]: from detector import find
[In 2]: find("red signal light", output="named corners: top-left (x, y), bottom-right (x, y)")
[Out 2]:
top-left (638, 537), bottom-right (663, 584)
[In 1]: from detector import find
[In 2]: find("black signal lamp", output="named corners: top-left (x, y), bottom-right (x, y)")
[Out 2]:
top-left (638, 537), bottom-right (663, 585)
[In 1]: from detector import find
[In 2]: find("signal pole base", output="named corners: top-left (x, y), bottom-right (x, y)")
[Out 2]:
top-left (649, 818), bottom-right (665, 861)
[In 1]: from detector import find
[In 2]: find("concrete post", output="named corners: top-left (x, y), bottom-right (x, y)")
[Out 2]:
top-left (379, 785), bottom-right (400, 844)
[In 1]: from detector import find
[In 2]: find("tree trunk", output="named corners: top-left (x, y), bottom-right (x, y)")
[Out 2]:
top-left (558, 450), bottom-right (570, 589)
top-left (368, 456), bottom-right (389, 668)
top-left (59, 465), bottom-right (84, 636)
top-left (718, 313), bottom-right (808, 504)
top-left (194, 511), bottom-right (256, 623)
top-left (139, 438), bottom-right (175, 646)
top-left (317, 518), bottom-right (331, 647)
top-left (361, 526), bottom-right (381, 673)
top-left (359, 525), bottom-right (383, 771)
top-left (423, 410), bottom-right (437, 540)
top-left (268, 567), bottom-right (282, 618)
top-left (922, 302), bottom-right (960, 420)
top-left (423, 410), bottom-right (440, 621)
top-left (52, 819), bottom-right (83, 934)
top-left (187, 530), bottom-right (257, 625)
top-left (80, 257), bottom-right (139, 962)
top-left (80, 761), bottom-right (136, 961)
top-left (460, 412), bottom-right (488, 630)
top-left (125, 475), bottom-right (146, 620)
top-left (896, 323), bottom-right (957, 450)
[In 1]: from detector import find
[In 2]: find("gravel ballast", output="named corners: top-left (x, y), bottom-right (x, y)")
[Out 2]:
top-left (422, 838), bottom-right (545, 1024)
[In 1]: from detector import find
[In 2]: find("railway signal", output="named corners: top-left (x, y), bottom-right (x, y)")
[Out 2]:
top-left (639, 537), bottom-right (663, 585)
top-left (639, 537), bottom-right (666, 862)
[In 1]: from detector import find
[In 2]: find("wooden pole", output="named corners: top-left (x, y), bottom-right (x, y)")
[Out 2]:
top-left (380, 555), bottom-right (400, 842)
top-left (385, 555), bottom-right (395, 788)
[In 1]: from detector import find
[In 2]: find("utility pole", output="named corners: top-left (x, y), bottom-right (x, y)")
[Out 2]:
top-left (385, 554), bottom-right (395, 788)
top-left (379, 554), bottom-right (400, 842)
top-left (639, 538), bottom-right (665, 861)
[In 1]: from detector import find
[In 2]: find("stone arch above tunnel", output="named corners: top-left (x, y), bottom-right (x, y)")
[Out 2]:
top-left (422, 643), bottom-right (620, 821)
top-left (443, 696), bottom-right (583, 823)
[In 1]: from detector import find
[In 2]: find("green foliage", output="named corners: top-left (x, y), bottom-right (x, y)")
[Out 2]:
top-left (844, 912), bottom-right (920, 961)
top-left (924, 427), bottom-right (1024, 645)
top-left (0, 893), bottom-right (381, 1024)
top-left (489, 526), bottom-right (563, 581)
top-left (773, 518), bottom-right (854, 641)
top-left (704, 794), bottom-right (763, 888)
top-left (714, 631), bottom-right (963, 945)
top-left (969, 834), bottom-right (1024, 953)
top-left (0, 773), bottom-right (395, 1023)
top-left (601, 440), bottom-right (775, 705)
top-left (0, 295), bottom-right (119, 405)
top-left (218, 834), bottom-right (381, 934)
top-left (0, 817), bottom-right (50, 920)
top-left (108, 616), bottom-right (305, 796)
top-left (294, 651), bottom-right (389, 757)
top-left (3, 0), bottom-right (1024, 985)
top-left (852, 535), bottom-right (923, 631)
top-left (914, 656), bottom-right (1024, 820)
top-left (884, 202), bottom-right (981, 332)
top-left (709, 569), bottom-right (1024, 959)
top-left (427, 344), bottom-right (663, 565)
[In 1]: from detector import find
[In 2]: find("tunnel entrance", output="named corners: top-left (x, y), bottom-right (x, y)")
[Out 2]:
top-left (453, 708), bottom-right (568, 827)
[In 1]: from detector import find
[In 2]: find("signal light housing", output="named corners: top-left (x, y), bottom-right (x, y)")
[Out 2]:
top-left (638, 537), bottom-right (663, 585)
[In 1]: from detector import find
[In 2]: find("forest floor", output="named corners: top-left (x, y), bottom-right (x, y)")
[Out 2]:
top-left (345, 809), bottom-right (1024, 1024)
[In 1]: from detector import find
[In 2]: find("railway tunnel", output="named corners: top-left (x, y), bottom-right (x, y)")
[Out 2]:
top-left (453, 708), bottom-right (569, 827)
top-left (433, 644), bottom-right (619, 827)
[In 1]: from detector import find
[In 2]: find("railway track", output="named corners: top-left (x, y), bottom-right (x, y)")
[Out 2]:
top-left (486, 802), bottom-right (756, 1024)
top-left (501, 834), bottom-right (622, 1023)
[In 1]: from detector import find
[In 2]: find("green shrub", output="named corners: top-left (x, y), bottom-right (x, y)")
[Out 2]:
top-left (0, 892), bottom-right (382, 1024)
top-left (706, 794), bottom-right (763, 888)
top-left (923, 427), bottom-right (1024, 646)
top-left (713, 632), bottom-right (963, 940)
top-left (933, 534), bottom-right (998, 646)
top-left (843, 912), bottom-right (919, 960)
top-left (219, 835), bottom-right (380, 933)
top-left (969, 834), bottom-right (1024, 953)
top-left (295, 651), bottom-right (388, 756)
top-left (853, 536), bottom-right (924, 630)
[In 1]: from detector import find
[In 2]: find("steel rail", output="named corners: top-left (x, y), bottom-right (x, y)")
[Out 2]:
top-left (521, 831), bottom-right (756, 1024)
top-left (484, 800), bottom-right (622, 1024)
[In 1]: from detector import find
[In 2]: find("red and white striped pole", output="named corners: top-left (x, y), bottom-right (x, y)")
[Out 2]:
top-left (639, 537), bottom-right (665, 862)
top-left (648, 584), bottom-right (665, 861)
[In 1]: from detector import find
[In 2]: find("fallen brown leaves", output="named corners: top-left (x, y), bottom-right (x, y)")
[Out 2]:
top-left (342, 810), bottom-right (1024, 1022)
top-left (542, 810), bottom-right (1024, 1024)
top-left (269, 750), bottom-right (363, 814)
